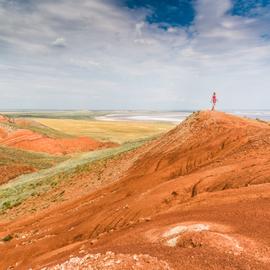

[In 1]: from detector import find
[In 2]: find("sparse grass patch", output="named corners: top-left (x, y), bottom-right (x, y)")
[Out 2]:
top-left (20, 122), bottom-right (73, 139)
top-left (0, 138), bottom-right (151, 213)
top-left (1, 234), bottom-right (13, 242)
top-left (1, 199), bottom-right (21, 212)
top-left (2, 200), bottom-right (11, 210)
top-left (256, 118), bottom-right (270, 125)
top-left (0, 146), bottom-right (67, 169)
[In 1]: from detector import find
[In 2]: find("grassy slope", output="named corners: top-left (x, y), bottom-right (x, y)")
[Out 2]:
top-left (0, 112), bottom-right (173, 212)
top-left (17, 123), bottom-right (73, 139)
top-left (0, 120), bottom-right (73, 139)
top-left (0, 139), bottom-right (149, 212)
top-left (0, 146), bottom-right (66, 169)
top-left (34, 118), bottom-right (175, 143)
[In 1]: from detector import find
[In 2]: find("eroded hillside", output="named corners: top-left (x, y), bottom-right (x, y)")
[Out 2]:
top-left (0, 115), bottom-right (117, 155)
top-left (0, 111), bottom-right (269, 270)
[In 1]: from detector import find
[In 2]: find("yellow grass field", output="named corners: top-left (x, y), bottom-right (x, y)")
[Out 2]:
top-left (34, 119), bottom-right (176, 144)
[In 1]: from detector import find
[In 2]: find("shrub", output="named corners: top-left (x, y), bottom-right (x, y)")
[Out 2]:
top-left (2, 234), bottom-right (13, 242)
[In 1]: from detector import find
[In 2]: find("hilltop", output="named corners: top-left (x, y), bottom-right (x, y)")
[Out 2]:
top-left (0, 111), bottom-right (269, 269)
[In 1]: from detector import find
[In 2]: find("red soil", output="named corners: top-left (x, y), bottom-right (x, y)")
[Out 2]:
top-left (0, 165), bottom-right (36, 185)
top-left (0, 127), bottom-right (8, 138)
top-left (0, 115), bottom-right (11, 123)
top-left (0, 118), bottom-right (116, 155)
top-left (0, 111), bottom-right (270, 269)
top-left (1, 129), bottom-right (113, 155)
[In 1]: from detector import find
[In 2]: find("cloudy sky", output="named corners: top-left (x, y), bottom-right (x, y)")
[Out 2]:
top-left (0, 0), bottom-right (270, 110)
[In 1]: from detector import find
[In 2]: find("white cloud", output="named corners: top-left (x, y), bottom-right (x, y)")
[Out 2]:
top-left (0, 0), bottom-right (269, 110)
top-left (135, 22), bottom-right (145, 36)
top-left (69, 58), bottom-right (101, 68)
top-left (51, 37), bottom-right (67, 48)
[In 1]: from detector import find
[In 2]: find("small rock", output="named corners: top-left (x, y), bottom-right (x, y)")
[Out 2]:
top-left (90, 239), bottom-right (97, 245)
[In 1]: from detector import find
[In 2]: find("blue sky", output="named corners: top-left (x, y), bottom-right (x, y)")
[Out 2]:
top-left (122, 0), bottom-right (195, 28)
top-left (0, 0), bottom-right (270, 110)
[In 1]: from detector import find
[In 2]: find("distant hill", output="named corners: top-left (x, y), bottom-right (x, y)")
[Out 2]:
top-left (0, 115), bottom-right (117, 155)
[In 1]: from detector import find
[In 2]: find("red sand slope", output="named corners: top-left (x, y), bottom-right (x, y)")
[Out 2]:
top-left (0, 111), bottom-right (269, 269)
top-left (0, 118), bottom-right (116, 155)
top-left (0, 115), bottom-right (12, 123)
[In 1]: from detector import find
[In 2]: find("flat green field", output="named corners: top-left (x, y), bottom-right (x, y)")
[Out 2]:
top-left (34, 118), bottom-right (175, 144)
top-left (2, 111), bottom-right (107, 120)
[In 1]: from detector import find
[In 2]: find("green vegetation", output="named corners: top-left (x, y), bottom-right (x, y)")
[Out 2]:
top-left (2, 111), bottom-right (108, 120)
top-left (18, 122), bottom-right (73, 138)
top-left (0, 111), bottom-right (172, 213)
top-left (1, 234), bottom-right (13, 242)
top-left (0, 146), bottom-right (66, 169)
top-left (0, 139), bottom-right (150, 213)
top-left (256, 118), bottom-right (270, 125)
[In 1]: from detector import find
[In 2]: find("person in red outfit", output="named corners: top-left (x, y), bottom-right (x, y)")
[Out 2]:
top-left (211, 92), bottom-right (217, 111)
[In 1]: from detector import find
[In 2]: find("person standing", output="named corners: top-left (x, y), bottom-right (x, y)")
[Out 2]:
top-left (211, 92), bottom-right (217, 111)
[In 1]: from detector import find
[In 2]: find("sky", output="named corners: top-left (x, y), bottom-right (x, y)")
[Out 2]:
top-left (0, 0), bottom-right (270, 110)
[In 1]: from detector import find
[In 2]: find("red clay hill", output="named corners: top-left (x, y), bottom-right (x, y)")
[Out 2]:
top-left (0, 115), bottom-right (116, 155)
top-left (1, 111), bottom-right (270, 269)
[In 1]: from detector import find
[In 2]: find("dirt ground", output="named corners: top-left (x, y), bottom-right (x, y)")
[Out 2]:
top-left (0, 111), bottom-right (269, 270)
top-left (0, 165), bottom-right (36, 185)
